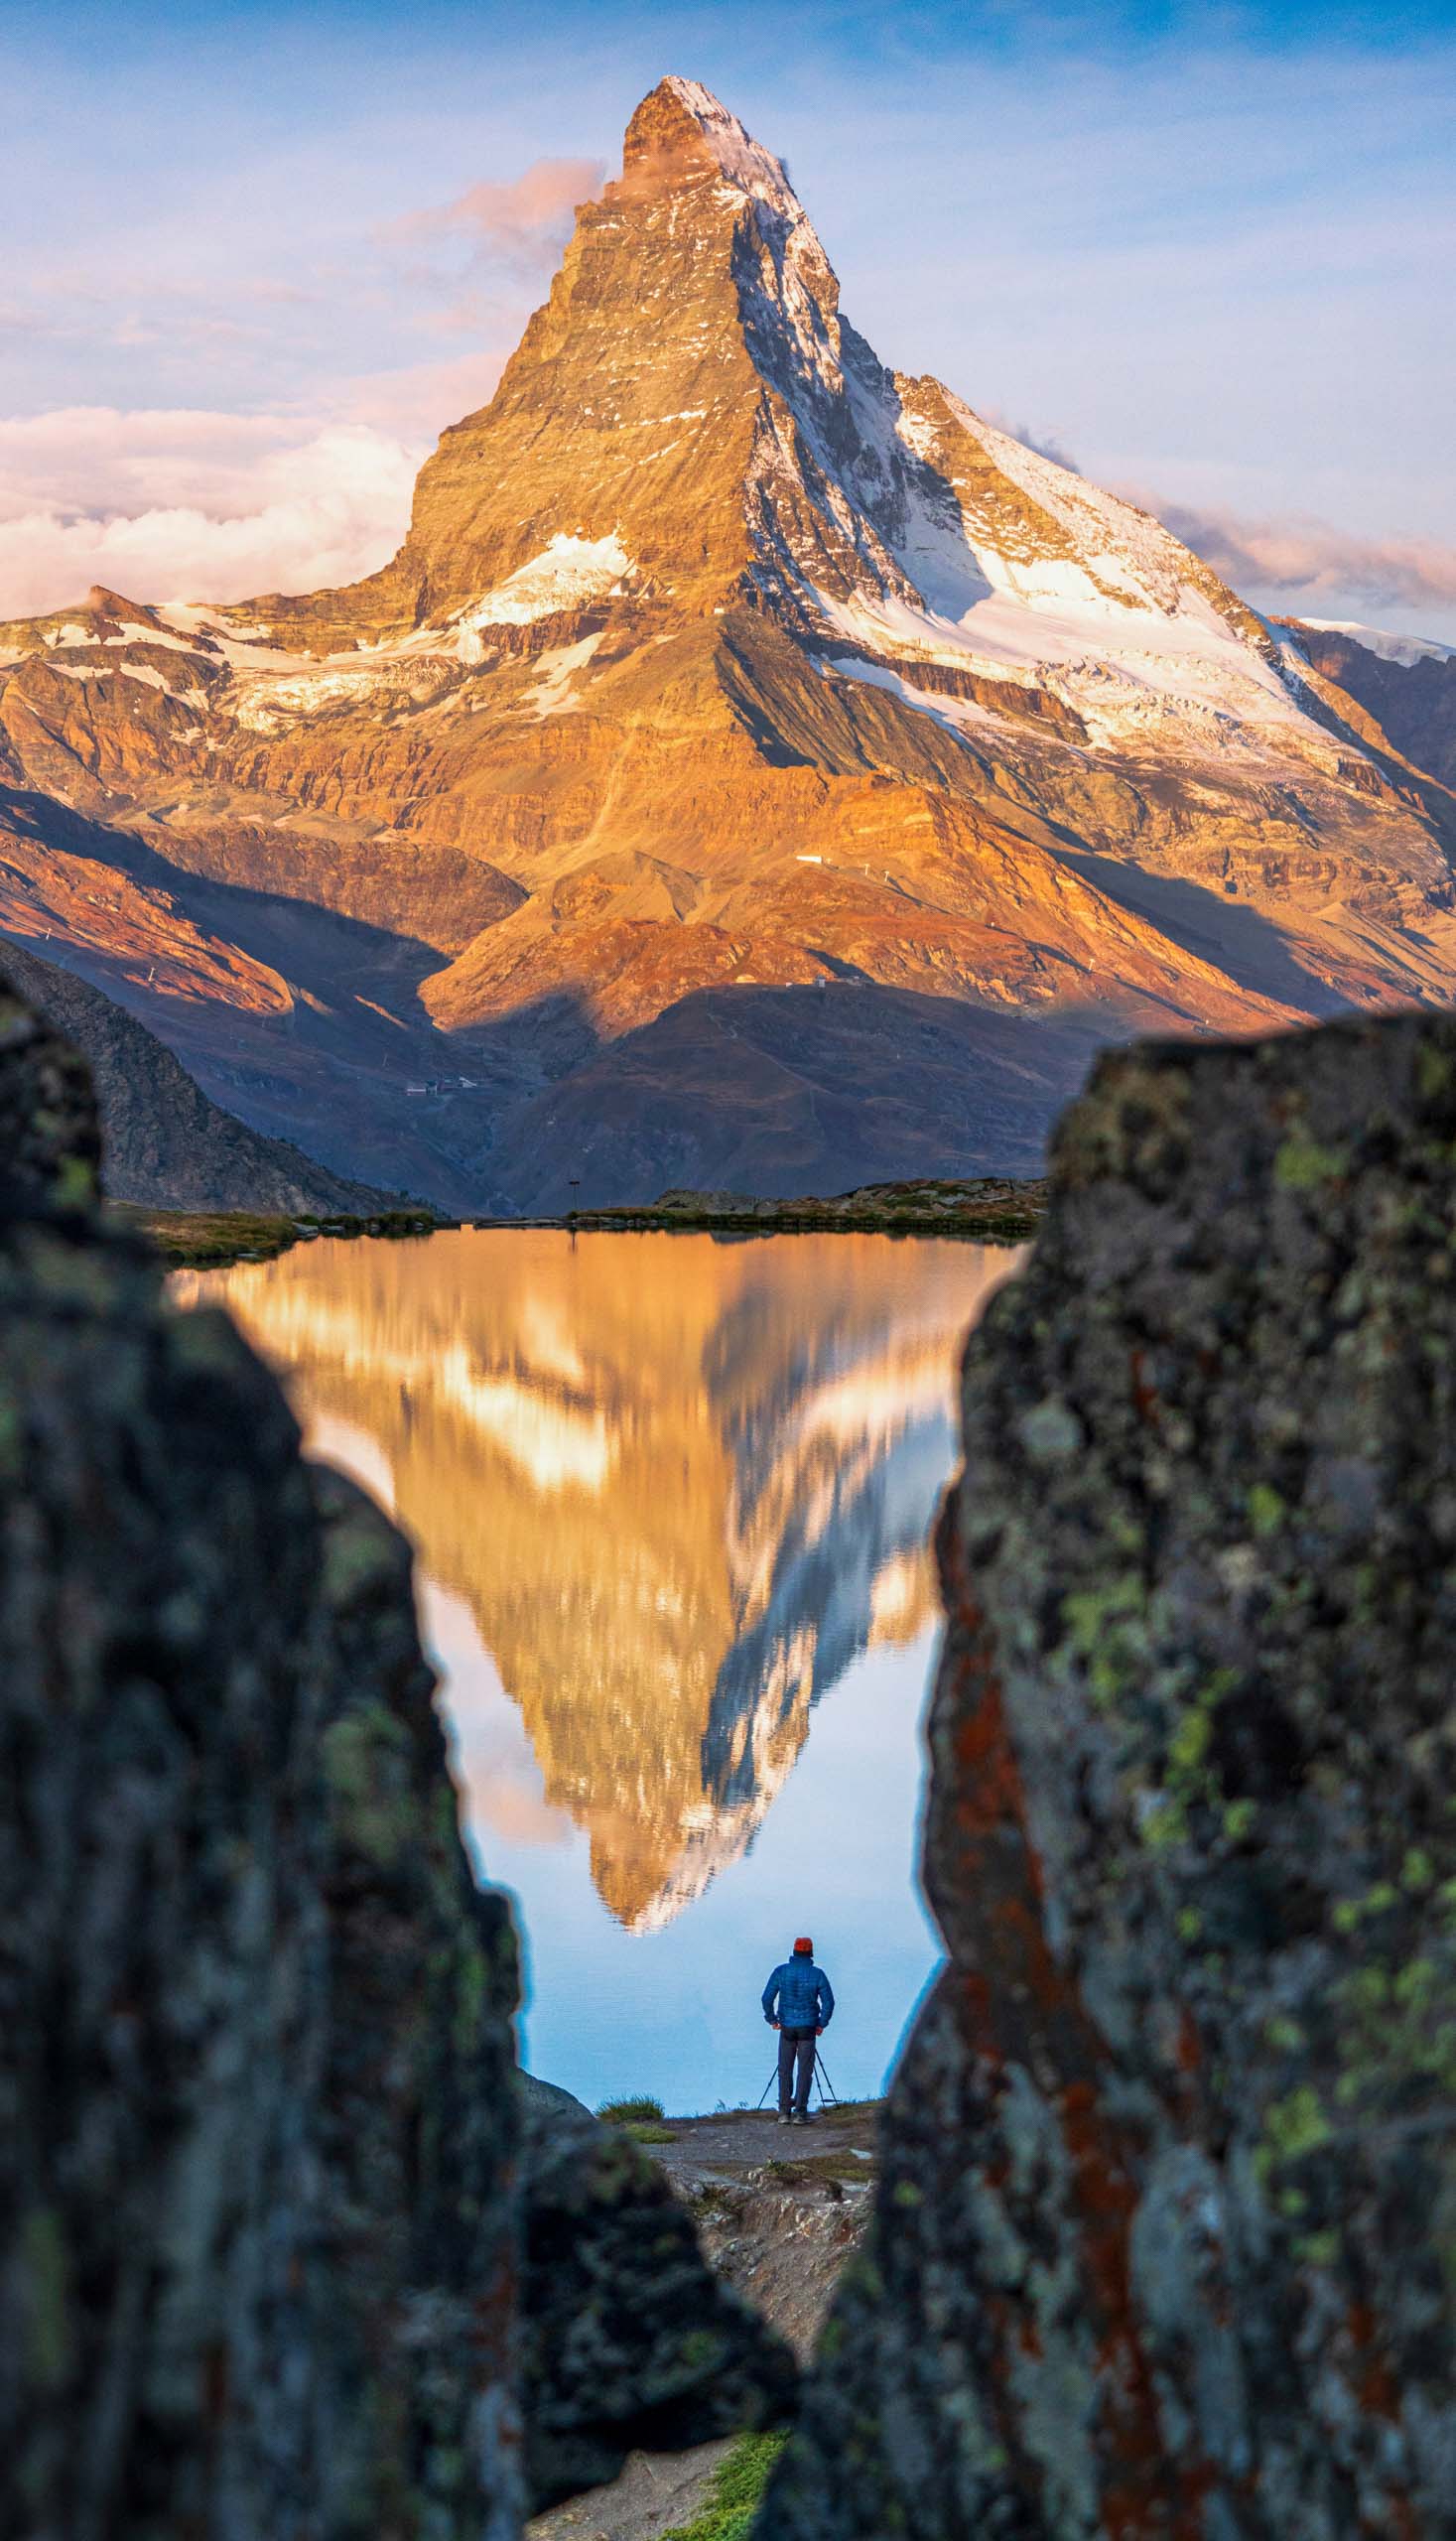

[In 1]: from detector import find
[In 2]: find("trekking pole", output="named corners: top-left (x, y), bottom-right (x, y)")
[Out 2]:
top-left (814, 2049), bottom-right (840, 2107)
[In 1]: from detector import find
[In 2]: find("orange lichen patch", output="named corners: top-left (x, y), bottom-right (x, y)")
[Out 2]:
top-left (1129, 1347), bottom-right (1161, 1426)
top-left (933, 1501), bottom-right (1222, 2539)
top-left (1347, 2304), bottom-right (1403, 2420)
top-left (934, 1506), bottom-right (1045, 1903)
top-left (950, 1662), bottom-right (1030, 1849)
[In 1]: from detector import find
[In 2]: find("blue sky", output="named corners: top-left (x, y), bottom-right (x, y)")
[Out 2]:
top-left (3, 0), bottom-right (1453, 632)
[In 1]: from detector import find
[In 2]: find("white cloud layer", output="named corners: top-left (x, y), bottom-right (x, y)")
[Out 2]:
top-left (4, 398), bottom-right (1455, 642)
top-left (0, 410), bottom-right (421, 613)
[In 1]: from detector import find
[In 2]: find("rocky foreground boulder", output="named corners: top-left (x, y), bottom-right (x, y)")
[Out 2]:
top-left (0, 993), bottom-right (523, 2539)
top-left (520, 2091), bottom-right (797, 2509)
top-left (765, 1010), bottom-right (1456, 2538)
top-left (0, 976), bottom-right (791, 2538)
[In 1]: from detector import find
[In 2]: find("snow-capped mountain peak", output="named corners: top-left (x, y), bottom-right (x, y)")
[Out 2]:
top-left (4, 75), bottom-right (1454, 1224)
top-left (627, 74), bottom-right (803, 215)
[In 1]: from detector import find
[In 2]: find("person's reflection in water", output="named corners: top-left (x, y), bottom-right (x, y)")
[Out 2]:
top-left (762, 1936), bottom-right (835, 2124)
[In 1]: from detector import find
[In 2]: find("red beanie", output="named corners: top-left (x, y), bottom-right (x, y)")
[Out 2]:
top-left (793, 1936), bottom-right (813, 1954)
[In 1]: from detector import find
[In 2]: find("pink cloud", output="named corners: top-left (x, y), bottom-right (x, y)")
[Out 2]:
top-left (342, 348), bottom-right (512, 438)
top-left (1148, 497), bottom-right (1456, 614)
top-left (390, 157), bottom-right (603, 274)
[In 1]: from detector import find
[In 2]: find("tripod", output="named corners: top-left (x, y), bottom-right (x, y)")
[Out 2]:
top-left (756, 2044), bottom-right (840, 2113)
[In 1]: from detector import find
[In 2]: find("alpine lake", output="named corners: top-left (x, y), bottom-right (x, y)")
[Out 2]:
top-left (175, 1228), bottom-right (1022, 2113)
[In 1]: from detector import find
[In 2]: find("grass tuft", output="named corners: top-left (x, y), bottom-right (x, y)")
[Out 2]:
top-left (661, 2430), bottom-right (788, 2541)
top-left (596, 2093), bottom-right (667, 2123)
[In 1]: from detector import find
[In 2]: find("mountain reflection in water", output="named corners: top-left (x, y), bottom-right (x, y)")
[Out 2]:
top-left (178, 1229), bottom-right (1019, 2104)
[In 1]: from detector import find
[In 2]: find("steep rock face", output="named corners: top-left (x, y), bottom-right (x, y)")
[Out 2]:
top-left (0, 1001), bottom-right (523, 2539)
top-left (1, 939), bottom-right (401, 1210)
top-left (310, 1463), bottom-right (524, 2539)
top-left (3, 84), bottom-right (1456, 1206)
top-left (765, 1011), bottom-right (1456, 2537)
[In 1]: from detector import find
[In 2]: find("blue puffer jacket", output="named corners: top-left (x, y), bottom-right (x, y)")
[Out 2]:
top-left (762, 1957), bottom-right (835, 2030)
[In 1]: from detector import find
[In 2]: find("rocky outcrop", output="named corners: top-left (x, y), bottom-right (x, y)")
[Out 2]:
top-left (0, 993), bottom-right (522, 2538)
top-left (765, 1009), bottom-right (1456, 2537)
top-left (520, 2095), bottom-right (797, 2511)
top-left (1, 940), bottom-right (403, 1212)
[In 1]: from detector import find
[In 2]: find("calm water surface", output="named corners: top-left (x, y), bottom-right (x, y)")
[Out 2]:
top-left (178, 1230), bottom-right (1019, 2111)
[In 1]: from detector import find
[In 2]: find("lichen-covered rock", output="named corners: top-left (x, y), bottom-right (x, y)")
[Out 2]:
top-left (766, 1010), bottom-right (1456, 2538)
top-left (521, 2094), bottom-right (798, 2511)
top-left (311, 1463), bottom-right (523, 2539)
top-left (0, 997), bottom-right (522, 2538)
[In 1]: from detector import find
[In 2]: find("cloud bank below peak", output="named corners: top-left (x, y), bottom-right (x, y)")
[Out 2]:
top-left (0, 409), bottom-right (421, 614)
top-left (2, 399), bottom-right (1452, 649)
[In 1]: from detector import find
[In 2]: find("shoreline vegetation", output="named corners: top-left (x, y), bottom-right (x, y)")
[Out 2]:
top-left (545, 1176), bottom-right (1047, 1242)
top-left (111, 1202), bottom-right (446, 1270)
top-left (125, 1176), bottom-right (1047, 1270)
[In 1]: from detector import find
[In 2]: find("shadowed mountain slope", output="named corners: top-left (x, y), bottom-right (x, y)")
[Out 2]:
top-left (1, 937), bottom-right (399, 1210)
top-left (1291, 618), bottom-right (1456, 793)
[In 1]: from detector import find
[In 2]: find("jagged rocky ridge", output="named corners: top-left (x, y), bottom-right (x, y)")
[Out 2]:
top-left (2, 936), bottom-right (399, 1211)
top-left (0, 976), bottom-right (793, 2539)
top-left (3, 82), bottom-right (1456, 1206)
top-left (1293, 619), bottom-right (1456, 794)
top-left (764, 1009), bottom-right (1456, 2537)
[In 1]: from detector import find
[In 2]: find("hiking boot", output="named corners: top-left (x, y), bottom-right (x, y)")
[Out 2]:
top-left (776, 2112), bottom-right (792, 2125)
top-left (797, 2111), bottom-right (817, 2125)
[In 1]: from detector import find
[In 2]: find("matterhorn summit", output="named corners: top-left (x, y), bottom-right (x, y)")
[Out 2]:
top-left (2, 77), bottom-right (1454, 1209)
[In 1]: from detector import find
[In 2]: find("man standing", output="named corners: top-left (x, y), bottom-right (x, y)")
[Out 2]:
top-left (762, 1937), bottom-right (835, 2124)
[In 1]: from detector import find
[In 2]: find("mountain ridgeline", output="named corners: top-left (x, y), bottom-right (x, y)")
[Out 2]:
top-left (2, 76), bottom-right (1455, 1207)
top-left (0, 941), bottom-right (396, 1212)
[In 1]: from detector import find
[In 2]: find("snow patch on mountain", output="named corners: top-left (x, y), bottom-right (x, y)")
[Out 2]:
top-left (707, 124), bottom-right (1333, 763)
top-left (822, 654), bottom-right (1001, 738)
top-left (525, 632), bottom-right (603, 716)
top-left (455, 531), bottom-right (631, 632)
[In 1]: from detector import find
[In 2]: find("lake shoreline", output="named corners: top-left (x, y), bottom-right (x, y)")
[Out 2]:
top-left (133, 1176), bottom-right (1045, 1269)
top-left (114, 1201), bottom-right (447, 1270)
